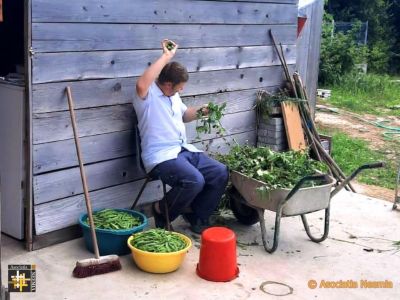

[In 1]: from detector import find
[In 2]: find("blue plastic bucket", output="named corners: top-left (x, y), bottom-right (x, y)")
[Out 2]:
top-left (78, 208), bottom-right (148, 256)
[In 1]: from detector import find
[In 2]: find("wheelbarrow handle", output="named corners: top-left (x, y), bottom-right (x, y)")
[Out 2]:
top-left (360, 162), bottom-right (385, 169)
top-left (331, 161), bottom-right (385, 197)
top-left (283, 174), bottom-right (328, 204)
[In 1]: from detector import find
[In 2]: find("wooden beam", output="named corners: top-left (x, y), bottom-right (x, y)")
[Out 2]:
top-left (33, 130), bottom-right (136, 174)
top-left (24, 0), bottom-right (33, 251)
top-left (33, 104), bottom-right (136, 144)
top-left (32, 24), bottom-right (296, 52)
top-left (32, 0), bottom-right (297, 24)
top-left (32, 65), bottom-right (293, 114)
top-left (32, 45), bottom-right (296, 84)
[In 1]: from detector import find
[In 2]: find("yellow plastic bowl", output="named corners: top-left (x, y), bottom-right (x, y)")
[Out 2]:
top-left (127, 231), bottom-right (192, 273)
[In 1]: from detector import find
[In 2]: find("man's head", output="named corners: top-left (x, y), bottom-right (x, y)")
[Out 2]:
top-left (157, 62), bottom-right (189, 96)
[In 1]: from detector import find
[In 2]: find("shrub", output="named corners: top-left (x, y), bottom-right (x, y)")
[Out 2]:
top-left (319, 13), bottom-right (368, 85)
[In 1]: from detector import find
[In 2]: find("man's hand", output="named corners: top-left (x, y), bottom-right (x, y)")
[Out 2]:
top-left (197, 104), bottom-right (209, 117)
top-left (162, 39), bottom-right (178, 59)
top-left (136, 39), bottom-right (178, 99)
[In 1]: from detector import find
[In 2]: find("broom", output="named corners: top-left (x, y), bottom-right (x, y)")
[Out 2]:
top-left (66, 87), bottom-right (122, 278)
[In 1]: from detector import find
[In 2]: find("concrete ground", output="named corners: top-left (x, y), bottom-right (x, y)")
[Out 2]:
top-left (1, 190), bottom-right (400, 300)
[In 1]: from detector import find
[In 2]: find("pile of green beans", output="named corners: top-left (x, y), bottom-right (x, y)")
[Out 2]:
top-left (130, 229), bottom-right (187, 253)
top-left (84, 209), bottom-right (142, 230)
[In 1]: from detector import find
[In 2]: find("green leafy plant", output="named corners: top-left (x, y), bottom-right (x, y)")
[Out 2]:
top-left (317, 129), bottom-right (397, 189)
top-left (196, 102), bottom-right (226, 138)
top-left (255, 90), bottom-right (304, 122)
top-left (216, 146), bottom-right (328, 192)
top-left (256, 90), bottom-right (286, 119)
top-left (319, 13), bottom-right (369, 85)
top-left (394, 240), bottom-right (400, 249)
top-left (325, 0), bottom-right (393, 74)
top-left (322, 73), bottom-right (400, 117)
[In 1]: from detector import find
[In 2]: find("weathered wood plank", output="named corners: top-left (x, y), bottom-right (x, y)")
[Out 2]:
top-left (32, 23), bottom-right (296, 52)
top-left (33, 130), bottom-right (136, 174)
top-left (33, 156), bottom-right (144, 205)
top-left (34, 179), bottom-right (163, 234)
top-left (32, 65), bottom-right (293, 113)
top-left (186, 110), bottom-right (256, 142)
top-left (32, 0), bottom-right (297, 24)
top-left (32, 225), bottom-right (82, 249)
top-left (33, 109), bottom-right (255, 203)
top-left (33, 129), bottom-right (256, 234)
top-left (307, 0), bottom-right (324, 112)
top-left (193, 130), bottom-right (256, 154)
top-left (33, 104), bottom-right (136, 144)
top-left (33, 87), bottom-right (277, 174)
top-left (32, 201), bottom-right (154, 248)
top-left (32, 45), bottom-right (296, 84)
top-left (182, 86), bottom-right (280, 114)
top-left (32, 201), bottom-right (154, 249)
top-left (182, 65), bottom-right (292, 100)
top-left (32, 78), bottom-right (135, 114)
top-left (210, 0), bottom-right (297, 3)
top-left (33, 98), bottom-right (256, 144)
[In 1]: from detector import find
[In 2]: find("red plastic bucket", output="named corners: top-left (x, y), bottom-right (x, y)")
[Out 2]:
top-left (196, 227), bottom-right (239, 282)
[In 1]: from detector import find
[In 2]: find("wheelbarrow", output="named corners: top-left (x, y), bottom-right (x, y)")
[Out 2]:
top-left (228, 162), bottom-right (384, 253)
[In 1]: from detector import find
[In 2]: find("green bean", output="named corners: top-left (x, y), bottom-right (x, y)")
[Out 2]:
top-left (84, 209), bottom-right (142, 230)
top-left (130, 229), bottom-right (188, 253)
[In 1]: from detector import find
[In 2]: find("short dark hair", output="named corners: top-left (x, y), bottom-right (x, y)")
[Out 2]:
top-left (157, 62), bottom-right (189, 86)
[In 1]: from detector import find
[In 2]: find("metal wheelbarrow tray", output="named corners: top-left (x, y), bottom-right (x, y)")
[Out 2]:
top-left (229, 162), bottom-right (384, 253)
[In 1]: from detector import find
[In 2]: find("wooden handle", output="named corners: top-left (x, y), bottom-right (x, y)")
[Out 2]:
top-left (66, 86), bottom-right (100, 259)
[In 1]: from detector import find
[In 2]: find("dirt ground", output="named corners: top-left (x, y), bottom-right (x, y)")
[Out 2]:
top-left (315, 106), bottom-right (399, 203)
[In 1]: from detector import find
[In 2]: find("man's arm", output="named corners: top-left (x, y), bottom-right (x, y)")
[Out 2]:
top-left (183, 106), bottom-right (209, 123)
top-left (136, 39), bottom-right (177, 100)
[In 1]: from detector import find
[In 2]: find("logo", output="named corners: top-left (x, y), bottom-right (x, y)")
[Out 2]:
top-left (8, 265), bottom-right (36, 293)
top-left (308, 279), bottom-right (318, 289)
top-left (307, 279), bottom-right (393, 289)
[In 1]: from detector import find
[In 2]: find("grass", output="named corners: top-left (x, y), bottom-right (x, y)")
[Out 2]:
top-left (321, 73), bottom-right (400, 117)
top-left (318, 129), bottom-right (397, 190)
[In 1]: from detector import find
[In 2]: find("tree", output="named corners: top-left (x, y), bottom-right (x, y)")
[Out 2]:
top-left (327, 0), bottom-right (393, 73)
top-left (388, 0), bottom-right (400, 73)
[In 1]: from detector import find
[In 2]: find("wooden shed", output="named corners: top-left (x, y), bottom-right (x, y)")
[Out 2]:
top-left (0, 0), bottom-right (302, 250)
top-left (296, 0), bottom-right (324, 111)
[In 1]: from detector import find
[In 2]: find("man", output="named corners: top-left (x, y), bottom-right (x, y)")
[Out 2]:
top-left (133, 39), bottom-right (229, 234)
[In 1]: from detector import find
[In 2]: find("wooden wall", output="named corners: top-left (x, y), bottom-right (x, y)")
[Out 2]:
top-left (296, 0), bottom-right (324, 112)
top-left (30, 0), bottom-right (297, 238)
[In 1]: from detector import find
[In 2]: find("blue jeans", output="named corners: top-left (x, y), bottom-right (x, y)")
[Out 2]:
top-left (149, 149), bottom-right (229, 222)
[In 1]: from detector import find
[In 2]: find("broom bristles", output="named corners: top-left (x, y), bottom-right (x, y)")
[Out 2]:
top-left (73, 255), bottom-right (122, 278)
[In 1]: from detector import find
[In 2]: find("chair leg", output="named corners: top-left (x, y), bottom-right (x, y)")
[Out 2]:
top-left (131, 177), bottom-right (150, 210)
top-left (162, 182), bottom-right (174, 231)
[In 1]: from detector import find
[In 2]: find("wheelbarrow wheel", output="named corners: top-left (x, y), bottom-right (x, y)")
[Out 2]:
top-left (228, 186), bottom-right (259, 225)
